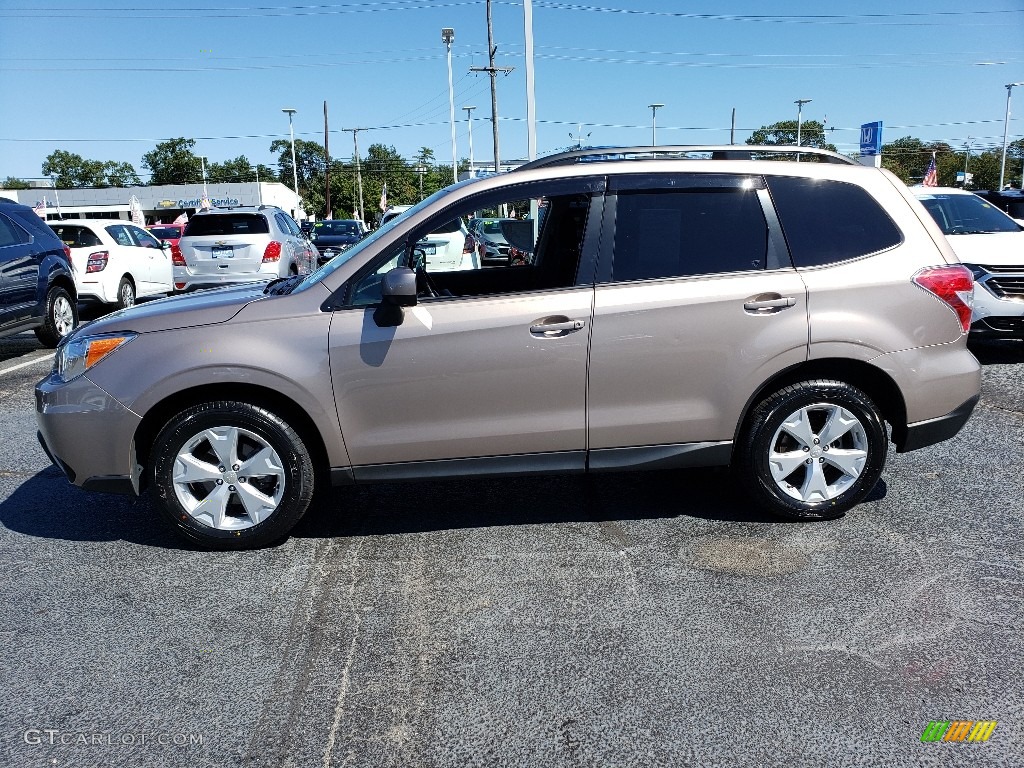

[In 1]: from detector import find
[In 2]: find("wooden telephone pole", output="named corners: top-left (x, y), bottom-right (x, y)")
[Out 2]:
top-left (470, 0), bottom-right (513, 174)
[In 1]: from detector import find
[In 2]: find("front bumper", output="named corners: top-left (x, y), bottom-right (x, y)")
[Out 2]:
top-left (35, 371), bottom-right (142, 495)
top-left (970, 272), bottom-right (1024, 337)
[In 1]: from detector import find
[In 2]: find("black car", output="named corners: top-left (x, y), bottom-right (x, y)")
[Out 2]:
top-left (973, 189), bottom-right (1024, 220)
top-left (310, 219), bottom-right (367, 264)
top-left (0, 200), bottom-right (78, 347)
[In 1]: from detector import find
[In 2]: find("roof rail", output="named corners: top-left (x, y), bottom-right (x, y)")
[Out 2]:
top-left (515, 145), bottom-right (857, 172)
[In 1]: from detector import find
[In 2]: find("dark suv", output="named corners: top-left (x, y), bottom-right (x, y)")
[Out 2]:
top-left (0, 200), bottom-right (78, 346)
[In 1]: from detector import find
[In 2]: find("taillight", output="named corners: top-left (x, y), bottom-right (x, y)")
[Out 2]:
top-left (62, 244), bottom-right (71, 260)
top-left (263, 241), bottom-right (282, 262)
top-left (171, 244), bottom-right (185, 266)
top-left (913, 265), bottom-right (974, 334)
top-left (86, 251), bottom-right (109, 273)
top-left (463, 234), bottom-right (475, 255)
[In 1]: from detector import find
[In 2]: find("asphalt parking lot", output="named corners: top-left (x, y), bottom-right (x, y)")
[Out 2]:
top-left (0, 331), bottom-right (1021, 768)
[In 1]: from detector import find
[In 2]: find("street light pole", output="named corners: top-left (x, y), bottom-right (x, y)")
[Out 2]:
top-left (463, 105), bottom-right (477, 178)
top-left (416, 164), bottom-right (426, 200)
top-left (442, 28), bottom-right (457, 185)
top-left (963, 137), bottom-right (974, 188)
top-left (999, 82), bottom-right (1024, 191)
top-left (282, 108), bottom-right (300, 218)
top-left (199, 155), bottom-right (209, 205)
top-left (794, 99), bottom-right (811, 162)
top-left (648, 103), bottom-right (664, 146)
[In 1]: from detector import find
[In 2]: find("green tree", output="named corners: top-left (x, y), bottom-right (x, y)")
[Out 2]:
top-left (141, 138), bottom-right (202, 185)
top-left (746, 120), bottom-right (837, 152)
top-left (207, 155), bottom-right (258, 184)
top-left (101, 161), bottom-right (142, 187)
top-left (41, 150), bottom-right (141, 188)
top-left (2, 176), bottom-right (30, 189)
top-left (271, 138), bottom-right (327, 214)
top-left (880, 137), bottom-right (956, 185)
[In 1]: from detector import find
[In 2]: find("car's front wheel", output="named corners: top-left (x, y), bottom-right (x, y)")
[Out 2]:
top-left (736, 380), bottom-right (887, 521)
top-left (34, 285), bottom-right (78, 348)
top-left (150, 401), bottom-right (316, 549)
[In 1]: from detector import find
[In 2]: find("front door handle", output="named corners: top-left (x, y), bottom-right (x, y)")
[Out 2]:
top-left (530, 317), bottom-right (587, 335)
top-left (743, 295), bottom-right (797, 312)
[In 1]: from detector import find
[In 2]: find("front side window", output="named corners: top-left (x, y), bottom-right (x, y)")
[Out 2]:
top-left (344, 180), bottom-right (600, 307)
top-left (128, 225), bottom-right (161, 248)
top-left (767, 176), bottom-right (902, 267)
top-left (611, 187), bottom-right (768, 282)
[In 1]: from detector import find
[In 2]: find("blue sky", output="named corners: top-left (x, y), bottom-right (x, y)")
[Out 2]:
top-left (0, 0), bottom-right (1021, 183)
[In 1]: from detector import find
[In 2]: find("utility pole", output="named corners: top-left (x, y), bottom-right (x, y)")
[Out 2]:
top-left (324, 101), bottom-right (331, 219)
top-left (471, 0), bottom-right (513, 174)
top-left (344, 128), bottom-right (366, 223)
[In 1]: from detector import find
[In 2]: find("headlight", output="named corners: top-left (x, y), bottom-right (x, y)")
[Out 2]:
top-left (54, 332), bottom-right (137, 383)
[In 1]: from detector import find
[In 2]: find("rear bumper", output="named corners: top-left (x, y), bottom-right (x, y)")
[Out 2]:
top-left (898, 394), bottom-right (980, 453)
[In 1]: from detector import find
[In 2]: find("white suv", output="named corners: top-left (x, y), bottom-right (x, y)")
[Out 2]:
top-left (175, 206), bottom-right (316, 291)
top-left (911, 186), bottom-right (1024, 338)
top-left (380, 205), bottom-right (477, 271)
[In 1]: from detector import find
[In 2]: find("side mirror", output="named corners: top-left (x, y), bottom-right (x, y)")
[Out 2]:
top-left (373, 266), bottom-right (417, 327)
top-left (160, 240), bottom-right (171, 250)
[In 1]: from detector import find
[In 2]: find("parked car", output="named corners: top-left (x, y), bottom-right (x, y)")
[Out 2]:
top-left (147, 223), bottom-right (186, 267)
top-left (310, 219), bottom-right (367, 265)
top-left (48, 219), bottom-right (173, 309)
top-left (910, 186), bottom-right (1024, 338)
top-left (468, 217), bottom-right (515, 265)
top-left (175, 206), bottom-right (316, 292)
top-left (0, 199), bottom-right (77, 346)
top-left (381, 205), bottom-right (477, 271)
top-left (37, 145), bottom-right (981, 550)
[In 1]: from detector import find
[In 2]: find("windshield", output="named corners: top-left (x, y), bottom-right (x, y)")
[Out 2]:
top-left (916, 193), bottom-right (1022, 235)
top-left (292, 191), bottom-right (445, 292)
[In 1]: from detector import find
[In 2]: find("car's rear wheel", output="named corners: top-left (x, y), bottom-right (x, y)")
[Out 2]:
top-left (736, 380), bottom-right (887, 521)
top-left (34, 285), bottom-right (78, 348)
top-left (116, 277), bottom-right (136, 309)
top-left (150, 401), bottom-right (315, 549)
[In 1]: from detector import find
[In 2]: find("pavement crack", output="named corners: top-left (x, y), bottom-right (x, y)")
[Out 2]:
top-left (322, 540), bottom-right (364, 768)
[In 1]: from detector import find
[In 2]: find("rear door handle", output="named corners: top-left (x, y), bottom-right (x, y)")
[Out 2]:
top-left (530, 318), bottom-right (587, 335)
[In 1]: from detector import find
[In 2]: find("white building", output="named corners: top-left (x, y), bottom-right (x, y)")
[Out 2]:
top-left (0, 182), bottom-right (307, 223)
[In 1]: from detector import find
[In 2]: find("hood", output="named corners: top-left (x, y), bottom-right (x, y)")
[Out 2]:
top-left (74, 283), bottom-right (267, 336)
top-left (942, 230), bottom-right (1024, 267)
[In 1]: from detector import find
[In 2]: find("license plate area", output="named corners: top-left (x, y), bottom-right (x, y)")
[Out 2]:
top-left (212, 246), bottom-right (233, 259)
top-left (417, 242), bottom-right (437, 255)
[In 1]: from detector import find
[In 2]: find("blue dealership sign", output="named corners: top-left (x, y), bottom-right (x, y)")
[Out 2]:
top-left (860, 122), bottom-right (883, 156)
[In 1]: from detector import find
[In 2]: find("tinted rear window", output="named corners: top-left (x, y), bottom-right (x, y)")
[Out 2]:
top-left (50, 224), bottom-right (102, 248)
top-left (184, 214), bottom-right (270, 237)
top-left (767, 176), bottom-right (902, 267)
top-left (611, 188), bottom-right (768, 281)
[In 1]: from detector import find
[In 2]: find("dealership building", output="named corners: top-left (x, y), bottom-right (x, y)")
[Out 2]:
top-left (0, 181), bottom-right (305, 224)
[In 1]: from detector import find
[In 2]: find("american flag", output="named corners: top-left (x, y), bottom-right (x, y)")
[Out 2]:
top-left (923, 153), bottom-right (938, 187)
top-left (379, 181), bottom-right (387, 212)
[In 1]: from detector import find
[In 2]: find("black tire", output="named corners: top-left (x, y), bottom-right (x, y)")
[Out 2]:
top-left (735, 380), bottom-right (887, 521)
top-left (150, 401), bottom-right (316, 550)
top-left (116, 276), bottom-right (136, 309)
top-left (34, 285), bottom-right (78, 348)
